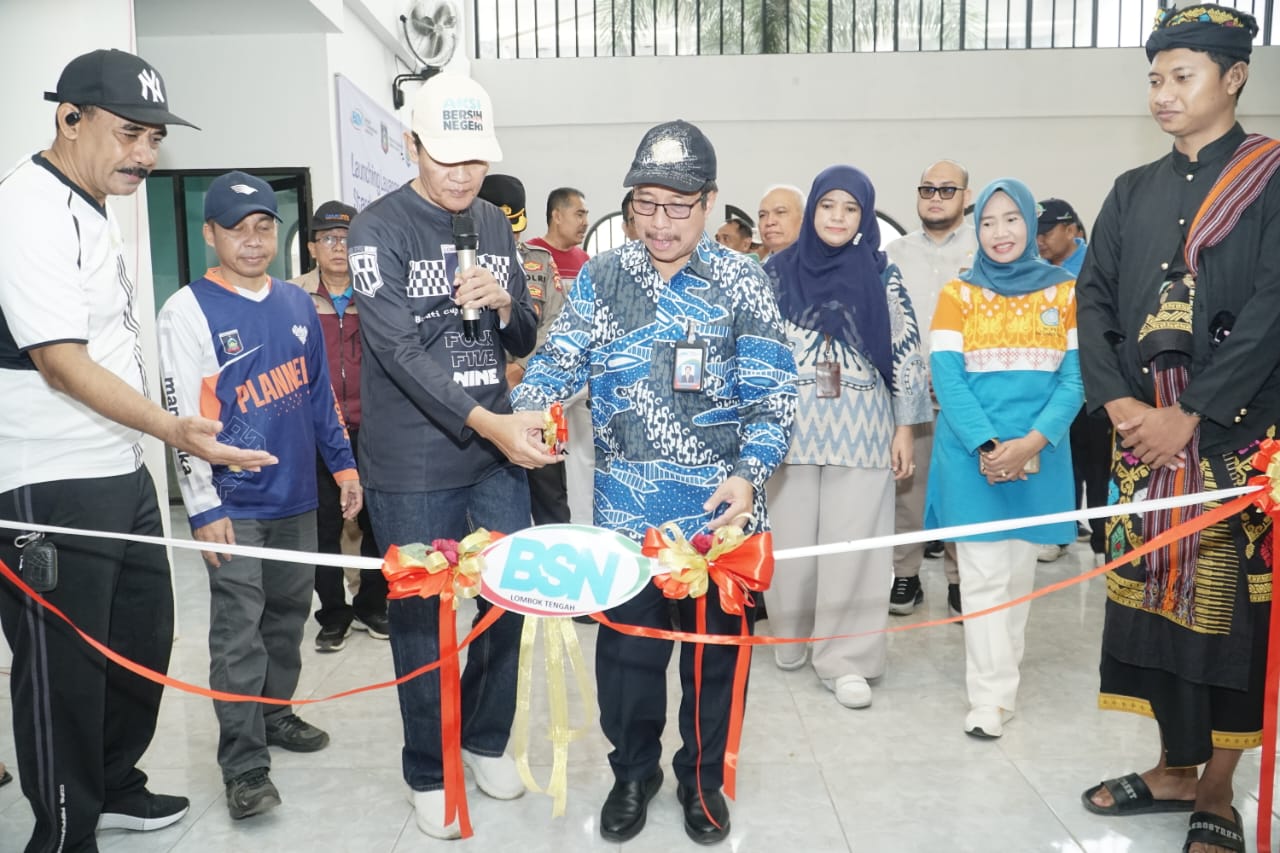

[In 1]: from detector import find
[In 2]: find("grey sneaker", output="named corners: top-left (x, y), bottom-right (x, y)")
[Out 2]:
top-left (265, 713), bottom-right (330, 752)
top-left (226, 768), bottom-right (280, 820)
top-left (315, 623), bottom-right (350, 653)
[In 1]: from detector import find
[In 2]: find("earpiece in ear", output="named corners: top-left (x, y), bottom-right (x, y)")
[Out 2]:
top-left (65, 111), bottom-right (82, 126)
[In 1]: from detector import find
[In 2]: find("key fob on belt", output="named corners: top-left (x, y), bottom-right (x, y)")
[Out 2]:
top-left (19, 535), bottom-right (57, 593)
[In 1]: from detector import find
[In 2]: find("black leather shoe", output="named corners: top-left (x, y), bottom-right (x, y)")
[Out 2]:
top-left (676, 783), bottom-right (730, 845)
top-left (600, 769), bottom-right (663, 842)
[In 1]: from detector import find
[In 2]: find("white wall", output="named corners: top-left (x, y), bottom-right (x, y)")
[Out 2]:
top-left (473, 47), bottom-right (1280, 235)
top-left (136, 33), bottom-right (334, 191)
top-left (0, 0), bottom-right (170, 504)
top-left (0, 0), bottom-right (172, 657)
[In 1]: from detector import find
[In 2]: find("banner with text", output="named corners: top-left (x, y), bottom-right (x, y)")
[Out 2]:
top-left (335, 74), bottom-right (417, 211)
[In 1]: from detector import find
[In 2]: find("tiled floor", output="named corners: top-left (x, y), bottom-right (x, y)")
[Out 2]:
top-left (2, 518), bottom-right (1277, 852)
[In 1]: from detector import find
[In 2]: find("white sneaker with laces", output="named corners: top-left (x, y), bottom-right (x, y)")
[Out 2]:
top-left (964, 705), bottom-right (1013, 738)
top-left (410, 789), bottom-right (461, 840)
top-left (461, 749), bottom-right (526, 800)
top-left (821, 674), bottom-right (872, 709)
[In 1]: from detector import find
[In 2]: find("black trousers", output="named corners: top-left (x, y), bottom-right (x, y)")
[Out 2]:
top-left (313, 435), bottom-right (386, 630)
top-left (0, 468), bottom-right (173, 853)
top-left (527, 461), bottom-right (570, 525)
top-left (597, 583), bottom-right (755, 791)
top-left (1070, 406), bottom-right (1112, 555)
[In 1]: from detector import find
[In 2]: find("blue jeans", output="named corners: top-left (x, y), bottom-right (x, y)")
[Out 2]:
top-left (365, 466), bottom-right (530, 791)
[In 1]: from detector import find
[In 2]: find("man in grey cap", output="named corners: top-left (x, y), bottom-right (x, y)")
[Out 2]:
top-left (0, 48), bottom-right (275, 851)
top-left (513, 119), bottom-right (797, 845)
top-left (289, 200), bottom-right (390, 654)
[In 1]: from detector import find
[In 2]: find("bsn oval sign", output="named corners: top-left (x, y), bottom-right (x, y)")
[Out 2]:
top-left (479, 524), bottom-right (654, 617)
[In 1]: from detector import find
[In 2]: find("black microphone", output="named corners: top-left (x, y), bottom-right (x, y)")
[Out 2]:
top-left (453, 213), bottom-right (481, 342)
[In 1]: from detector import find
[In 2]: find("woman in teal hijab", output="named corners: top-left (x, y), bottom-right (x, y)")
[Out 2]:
top-left (924, 177), bottom-right (1083, 739)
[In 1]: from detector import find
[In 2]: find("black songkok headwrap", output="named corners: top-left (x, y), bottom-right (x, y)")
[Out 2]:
top-left (1145, 4), bottom-right (1259, 62)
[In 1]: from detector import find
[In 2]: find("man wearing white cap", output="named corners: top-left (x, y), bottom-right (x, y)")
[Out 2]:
top-left (348, 72), bottom-right (549, 840)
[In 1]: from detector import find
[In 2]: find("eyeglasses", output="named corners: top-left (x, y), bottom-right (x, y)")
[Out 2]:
top-left (917, 186), bottom-right (965, 200)
top-left (317, 234), bottom-right (348, 248)
top-left (630, 193), bottom-right (707, 220)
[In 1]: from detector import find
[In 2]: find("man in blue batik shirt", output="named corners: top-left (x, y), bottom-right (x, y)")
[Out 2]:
top-left (512, 120), bottom-right (797, 846)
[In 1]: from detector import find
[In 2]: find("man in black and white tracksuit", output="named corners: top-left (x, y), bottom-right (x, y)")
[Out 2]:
top-left (0, 49), bottom-right (275, 853)
top-left (349, 71), bottom-right (553, 840)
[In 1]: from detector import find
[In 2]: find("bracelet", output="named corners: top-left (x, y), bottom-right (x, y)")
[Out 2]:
top-left (1178, 402), bottom-right (1202, 420)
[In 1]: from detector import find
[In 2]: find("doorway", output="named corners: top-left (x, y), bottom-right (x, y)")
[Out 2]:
top-left (146, 169), bottom-right (313, 315)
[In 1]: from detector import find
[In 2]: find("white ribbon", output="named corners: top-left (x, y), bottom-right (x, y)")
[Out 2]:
top-left (0, 483), bottom-right (1261, 571)
top-left (0, 519), bottom-right (385, 571)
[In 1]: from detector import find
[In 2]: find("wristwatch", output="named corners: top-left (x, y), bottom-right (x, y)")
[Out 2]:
top-left (1178, 402), bottom-right (1203, 420)
top-left (979, 439), bottom-right (997, 453)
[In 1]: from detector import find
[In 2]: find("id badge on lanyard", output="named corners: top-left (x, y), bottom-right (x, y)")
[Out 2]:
top-left (815, 335), bottom-right (840, 398)
top-left (673, 320), bottom-right (707, 392)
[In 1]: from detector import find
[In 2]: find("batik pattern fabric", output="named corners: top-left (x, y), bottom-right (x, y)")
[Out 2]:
top-left (512, 234), bottom-right (797, 542)
top-left (773, 263), bottom-right (931, 468)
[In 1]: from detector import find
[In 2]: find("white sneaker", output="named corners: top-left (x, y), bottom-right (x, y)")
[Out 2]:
top-left (411, 789), bottom-right (461, 840)
top-left (774, 646), bottom-right (808, 671)
top-left (461, 749), bottom-right (525, 800)
top-left (821, 674), bottom-right (872, 709)
top-left (1036, 544), bottom-right (1068, 562)
top-left (964, 705), bottom-right (1013, 739)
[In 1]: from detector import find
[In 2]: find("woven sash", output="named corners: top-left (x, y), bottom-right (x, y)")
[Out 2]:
top-left (1141, 135), bottom-right (1280, 622)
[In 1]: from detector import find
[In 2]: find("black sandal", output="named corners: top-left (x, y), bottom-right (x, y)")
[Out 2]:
top-left (1081, 772), bottom-right (1196, 816)
top-left (0, 769), bottom-right (11, 788)
top-left (1183, 807), bottom-right (1245, 853)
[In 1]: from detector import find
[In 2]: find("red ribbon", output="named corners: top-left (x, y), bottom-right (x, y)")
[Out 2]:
top-left (381, 535), bottom-right (506, 841)
top-left (642, 528), bottom-right (774, 806)
top-left (1248, 439), bottom-right (1280, 853)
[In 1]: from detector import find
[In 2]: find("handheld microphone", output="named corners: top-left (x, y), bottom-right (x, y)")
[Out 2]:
top-left (453, 213), bottom-right (481, 342)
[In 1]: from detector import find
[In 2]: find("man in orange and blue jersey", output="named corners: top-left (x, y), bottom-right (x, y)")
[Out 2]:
top-left (157, 171), bottom-right (362, 821)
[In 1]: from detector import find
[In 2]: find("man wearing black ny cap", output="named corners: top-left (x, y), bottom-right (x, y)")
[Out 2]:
top-left (0, 49), bottom-right (275, 852)
top-left (1076, 8), bottom-right (1280, 849)
top-left (289, 201), bottom-right (390, 653)
top-left (513, 120), bottom-right (797, 845)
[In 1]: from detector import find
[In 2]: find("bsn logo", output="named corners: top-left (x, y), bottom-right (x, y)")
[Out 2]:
top-left (137, 69), bottom-right (164, 103)
top-left (500, 538), bottom-right (618, 605)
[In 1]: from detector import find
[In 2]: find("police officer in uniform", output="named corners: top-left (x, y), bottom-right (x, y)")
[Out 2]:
top-left (479, 173), bottom-right (570, 525)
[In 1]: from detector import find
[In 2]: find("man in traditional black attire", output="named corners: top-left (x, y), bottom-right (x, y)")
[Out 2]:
top-left (1076, 6), bottom-right (1279, 852)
